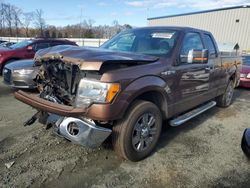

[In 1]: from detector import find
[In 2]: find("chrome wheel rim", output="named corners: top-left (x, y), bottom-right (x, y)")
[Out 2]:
top-left (132, 113), bottom-right (157, 152)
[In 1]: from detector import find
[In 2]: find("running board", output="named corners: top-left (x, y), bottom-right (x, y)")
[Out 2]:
top-left (169, 101), bottom-right (216, 127)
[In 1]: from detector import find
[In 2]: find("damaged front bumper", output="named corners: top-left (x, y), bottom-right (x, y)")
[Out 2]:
top-left (15, 90), bottom-right (86, 117)
top-left (52, 116), bottom-right (112, 148)
top-left (15, 90), bottom-right (112, 148)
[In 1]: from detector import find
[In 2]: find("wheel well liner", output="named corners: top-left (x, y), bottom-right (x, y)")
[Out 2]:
top-left (128, 90), bottom-right (168, 119)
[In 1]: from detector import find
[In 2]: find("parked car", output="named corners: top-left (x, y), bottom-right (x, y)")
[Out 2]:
top-left (0, 40), bottom-right (7, 44)
top-left (3, 59), bottom-right (38, 89)
top-left (0, 38), bottom-right (77, 74)
top-left (239, 55), bottom-right (250, 88)
top-left (241, 128), bottom-right (250, 158)
top-left (15, 27), bottom-right (241, 161)
top-left (0, 41), bottom-right (16, 48)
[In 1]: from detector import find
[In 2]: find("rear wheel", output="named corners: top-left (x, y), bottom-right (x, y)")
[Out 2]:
top-left (112, 100), bottom-right (162, 161)
top-left (216, 80), bottom-right (234, 107)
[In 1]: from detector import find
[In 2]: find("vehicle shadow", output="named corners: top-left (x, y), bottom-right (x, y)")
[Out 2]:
top-left (0, 85), bottom-right (15, 97)
top-left (233, 87), bottom-right (250, 103)
top-left (155, 89), bottom-right (243, 153)
top-left (156, 106), bottom-right (220, 152)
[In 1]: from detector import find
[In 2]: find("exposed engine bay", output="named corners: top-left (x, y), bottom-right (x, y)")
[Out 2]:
top-left (35, 60), bottom-right (99, 106)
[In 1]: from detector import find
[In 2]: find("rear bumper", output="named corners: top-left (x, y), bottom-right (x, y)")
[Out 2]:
top-left (239, 78), bottom-right (250, 88)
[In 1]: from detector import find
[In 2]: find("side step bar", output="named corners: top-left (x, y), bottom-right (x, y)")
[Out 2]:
top-left (169, 101), bottom-right (217, 127)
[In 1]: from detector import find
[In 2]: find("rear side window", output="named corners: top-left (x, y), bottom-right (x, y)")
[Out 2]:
top-left (204, 34), bottom-right (217, 57)
top-left (181, 33), bottom-right (204, 55)
top-left (50, 42), bottom-right (66, 47)
top-left (33, 43), bottom-right (49, 51)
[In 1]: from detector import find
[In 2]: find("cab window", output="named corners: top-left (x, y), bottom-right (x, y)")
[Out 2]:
top-left (204, 34), bottom-right (217, 57)
top-left (181, 33), bottom-right (204, 55)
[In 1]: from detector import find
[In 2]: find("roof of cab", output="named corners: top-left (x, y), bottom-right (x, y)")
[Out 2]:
top-left (131, 26), bottom-right (210, 34)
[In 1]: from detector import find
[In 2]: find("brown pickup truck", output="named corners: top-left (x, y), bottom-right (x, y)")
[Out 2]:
top-left (15, 27), bottom-right (241, 161)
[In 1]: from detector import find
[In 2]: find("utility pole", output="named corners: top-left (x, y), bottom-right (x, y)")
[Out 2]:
top-left (79, 8), bottom-right (83, 39)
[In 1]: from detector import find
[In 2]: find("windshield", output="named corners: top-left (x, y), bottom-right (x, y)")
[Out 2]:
top-left (101, 29), bottom-right (179, 57)
top-left (9, 40), bottom-right (33, 49)
top-left (242, 56), bottom-right (250, 66)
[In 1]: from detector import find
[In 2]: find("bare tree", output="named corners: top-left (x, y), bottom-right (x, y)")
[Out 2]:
top-left (3, 3), bottom-right (13, 36)
top-left (23, 12), bottom-right (34, 37)
top-left (13, 6), bottom-right (22, 37)
top-left (0, 3), bottom-right (5, 35)
top-left (34, 9), bottom-right (46, 37)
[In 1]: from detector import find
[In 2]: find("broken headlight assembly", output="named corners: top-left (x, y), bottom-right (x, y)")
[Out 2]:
top-left (75, 79), bottom-right (120, 108)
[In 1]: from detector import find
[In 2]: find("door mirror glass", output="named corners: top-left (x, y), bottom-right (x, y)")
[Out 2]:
top-left (180, 49), bottom-right (208, 64)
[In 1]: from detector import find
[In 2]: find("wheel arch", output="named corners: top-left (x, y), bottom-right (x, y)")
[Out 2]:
top-left (122, 76), bottom-right (169, 120)
top-left (228, 64), bottom-right (239, 87)
top-left (131, 90), bottom-right (168, 119)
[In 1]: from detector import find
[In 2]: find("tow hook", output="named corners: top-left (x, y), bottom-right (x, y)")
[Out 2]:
top-left (23, 111), bottom-right (41, 126)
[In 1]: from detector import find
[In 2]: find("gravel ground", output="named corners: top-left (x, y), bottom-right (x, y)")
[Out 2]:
top-left (0, 77), bottom-right (250, 188)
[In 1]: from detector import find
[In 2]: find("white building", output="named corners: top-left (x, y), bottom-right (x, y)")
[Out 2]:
top-left (148, 5), bottom-right (250, 52)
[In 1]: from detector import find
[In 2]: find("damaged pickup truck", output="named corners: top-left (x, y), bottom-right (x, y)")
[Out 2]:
top-left (15, 27), bottom-right (241, 161)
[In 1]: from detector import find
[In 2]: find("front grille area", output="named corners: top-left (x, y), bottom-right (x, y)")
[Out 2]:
top-left (3, 68), bottom-right (12, 84)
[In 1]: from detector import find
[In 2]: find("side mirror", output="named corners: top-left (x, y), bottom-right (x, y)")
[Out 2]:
top-left (27, 45), bottom-right (33, 51)
top-left (180, 49), bottom-right (208, 64)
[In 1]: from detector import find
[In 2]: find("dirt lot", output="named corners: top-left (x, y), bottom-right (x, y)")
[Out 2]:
top-left (0, 77), bottom-right (250, 188)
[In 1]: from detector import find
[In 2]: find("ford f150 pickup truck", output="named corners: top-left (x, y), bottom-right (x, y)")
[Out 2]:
top-left (15, 27), bottom-right (241, 161)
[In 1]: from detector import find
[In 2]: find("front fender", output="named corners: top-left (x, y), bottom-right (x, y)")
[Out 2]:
top-left (108, 76), bottom-right (171, 119)
top-left (123, 76), bottom-right (168, 103)
top-left (85, 76), bottom-right (170, 121)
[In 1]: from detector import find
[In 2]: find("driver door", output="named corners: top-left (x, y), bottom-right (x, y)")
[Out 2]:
top-left (172, 32), bottom-right (212, 115)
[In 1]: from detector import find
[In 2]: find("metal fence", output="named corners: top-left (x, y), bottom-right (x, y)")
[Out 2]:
top-left (0, 37), bottom-right (109, 47)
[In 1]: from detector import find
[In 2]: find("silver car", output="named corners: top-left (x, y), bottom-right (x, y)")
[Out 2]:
top-left (3, 59), bottom-right (39, 89)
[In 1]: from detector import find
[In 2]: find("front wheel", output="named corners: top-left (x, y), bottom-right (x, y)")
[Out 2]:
top-left (216, 80), bottom-right (234, 108)
top-left (112, 100), bottom-right (162, 161)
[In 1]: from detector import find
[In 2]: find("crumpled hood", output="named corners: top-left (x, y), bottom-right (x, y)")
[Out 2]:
top-left (34, 45), bottom-right (158, 71)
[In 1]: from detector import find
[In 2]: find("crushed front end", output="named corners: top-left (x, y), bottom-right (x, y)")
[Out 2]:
top-left (14, 45), bottom-right (158, 148)
top-left (15, 58), bottom-right (117, 148)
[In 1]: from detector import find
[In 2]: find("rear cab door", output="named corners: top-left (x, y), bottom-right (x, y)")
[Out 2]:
top-left (201, 32), bottom-right (225, 96)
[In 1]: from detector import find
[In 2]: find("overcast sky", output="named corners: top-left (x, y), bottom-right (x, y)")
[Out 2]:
top-left (5, 0), bottom-right (250, 26)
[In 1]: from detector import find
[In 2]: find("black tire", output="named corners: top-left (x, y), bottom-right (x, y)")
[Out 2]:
top-left (216, 80), bottom-right (234, 108)
top-left (112, 100), bottom-right (162, 161)
top-left (241, 129), bottom-right (250, 159)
